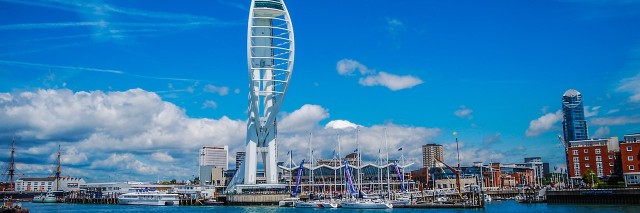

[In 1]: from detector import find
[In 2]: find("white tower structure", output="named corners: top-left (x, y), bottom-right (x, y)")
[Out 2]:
top-left (227, 0), bottom-right (295, 192)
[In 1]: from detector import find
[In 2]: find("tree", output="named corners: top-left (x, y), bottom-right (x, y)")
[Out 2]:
top-left (582, 169), bottom-right (597, 188)
top-left (170, 179), bottom-right (177, 184)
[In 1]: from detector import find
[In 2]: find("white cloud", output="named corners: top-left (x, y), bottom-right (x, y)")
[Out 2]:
top-left (150, 152), bottom-right (175, 163)
top-left (336, 59), bottom-right (423, 91)
top-left (278, 123), bottom-right (441, 167)
top-left (454, 106), bottom-right (474, 120)
top-left (234, 88), bottom-right (240, 94)
top-left (202, 100), bottom-right (218, 109)
top-left (91, 153), bottom-right (159, 174)
top-left (526, 110), bottom-right (563, 137)
top-left (591, 116), bottom-right (640, 126)
top-left (584, 106), bottom-right (601, 117)
top-left (203, 84), bottom-right (229, 96)
top-left (336, 59), bottom-right (372, 75)
top-left (607, 109), bottom-right (620, 114)
top-left (617, 73), bottom-right (640, 102)
top-left (325, 120), bottom-right (359, 129)
top-left (358, 71), bottom-right (423, 91)
top-left (279, 104), bottom-right (330, 133)
top-left (0, 88), bottom-right (246, 181)
top-left (593, 126), bottom-right (610, 138)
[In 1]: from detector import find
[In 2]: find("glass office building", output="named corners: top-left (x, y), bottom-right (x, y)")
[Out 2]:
top-left (562, 89), bottom-right (589, 142)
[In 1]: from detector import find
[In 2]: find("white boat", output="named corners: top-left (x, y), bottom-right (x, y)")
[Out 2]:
top-left (117, 188), bottom-right (179, 206)
top-left (295, 200), bottom-right (338, 208)
top-left (390, 197), bottom-right (411, 205)
top-left (278, 197), bottom-right (299, 207)
top-left (32, 191), bottom-right (58, 203)
top-left (340, 199), bottom-right (393, 209)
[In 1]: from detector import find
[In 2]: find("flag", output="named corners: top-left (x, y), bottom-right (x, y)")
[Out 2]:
top-left (398, 147), bottom-right (403, 151)
top-left (287, 151), bottom-right (290, 155)
top-left (378, 149), bottom-right (381, 154)
top-left (353, 149), bottom-right (358, 153)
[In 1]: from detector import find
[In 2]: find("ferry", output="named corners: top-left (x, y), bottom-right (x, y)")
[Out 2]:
top-left (117, 188), bottom-right (179, 206)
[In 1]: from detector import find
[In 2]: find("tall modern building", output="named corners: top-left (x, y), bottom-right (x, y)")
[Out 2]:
top-left (228, 0), bottom-right (295, 192)
top-left (562, 89), bottom-right (589, 143)
top-left (422, 144), bottom-right (444, 168)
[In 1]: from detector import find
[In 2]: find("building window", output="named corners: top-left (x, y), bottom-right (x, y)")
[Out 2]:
top-left (585, 163), bottom-right (590, 168)
top-left (584, 149), bottom-right (588, 153)
top-left (597, 162), bottom-right (603, 169)
top-left (573, 150), bottom-right (578, 155)
top-left (595, 149), bottom-right (601, 154)
top-left (610, 170), bottom-right (614, 174)
top-left (609, 155), bottom-right (613, 159)
top-left (596, 156), bottom-right (602, 161)
top-left (630, 165), bottom-right (635, 171)
top-left (573, 157), bottom-right (579, 162)
top-left (628, 146), bottom-right (633, 151)
top-left (609, 162), bottom-right (614, 166)
top-left (629, 156), bottom-right (634, 161)
top-left (585, 156), bottom-right (589, 161)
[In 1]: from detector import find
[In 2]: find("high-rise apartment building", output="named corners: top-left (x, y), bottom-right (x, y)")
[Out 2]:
top-left (199, 146), bottom-right (228, 170)
top-left (422, 144), bottom-right (444, 168)
top-left (562, 89), bottom-right (589, 142)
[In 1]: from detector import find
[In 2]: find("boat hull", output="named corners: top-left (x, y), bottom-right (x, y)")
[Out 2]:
top-left (341, 201), bottom-right (393, 209)
top-left (118, 199), bottom-right (178, 206)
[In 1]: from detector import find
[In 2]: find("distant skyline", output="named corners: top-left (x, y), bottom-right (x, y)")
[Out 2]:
top-left (1, 0), bottom-right (640, 182)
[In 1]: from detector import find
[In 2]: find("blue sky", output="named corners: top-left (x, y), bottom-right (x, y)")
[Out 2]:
top-left (1, 0), bottom-right (640, 182)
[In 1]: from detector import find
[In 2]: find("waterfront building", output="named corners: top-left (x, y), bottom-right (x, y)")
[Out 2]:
top-left (567, 137), bottom-right (619, 180)
top-left (422, 143), bottom-right (444, 168)
top-left (15, 177), bottom-right (85, 192)
top-left (621, 133), bottom-right (640, 186)
top-left (561, 89), bottom-right (589, 142)
top-left (79, 182), bottom-right (131, 195)
top-left (227, 0), bottom-right (296, 193)
top-left (199, 146), bottom-right (228, 186)
top-left (279, 155), bottom-right (414, 194)
top-left (517, 157), bottom-right (549, 187)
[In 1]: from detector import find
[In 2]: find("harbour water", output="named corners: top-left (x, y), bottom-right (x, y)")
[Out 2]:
top-left (21, 201), bottom-right (640, 213)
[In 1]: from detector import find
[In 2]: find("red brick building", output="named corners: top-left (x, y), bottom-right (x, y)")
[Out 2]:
top-left (567, 137), bottom-right (619, 180)
top-left (621, 133), bottom-right (640, 186)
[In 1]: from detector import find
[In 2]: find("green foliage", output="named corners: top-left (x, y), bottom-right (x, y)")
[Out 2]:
top-left (582, 169), bottom-right (597, 187)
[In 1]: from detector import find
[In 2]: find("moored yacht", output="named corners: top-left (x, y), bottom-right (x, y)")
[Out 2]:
top-left (117, 188), bottom-right (179, 206)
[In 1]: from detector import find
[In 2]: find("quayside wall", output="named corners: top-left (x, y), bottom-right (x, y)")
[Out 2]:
top-left (547, 188), bottom-right (640, 204)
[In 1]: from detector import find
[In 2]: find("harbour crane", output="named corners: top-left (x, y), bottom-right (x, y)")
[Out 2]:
top-left (434, 158), bottom-right (463, 200)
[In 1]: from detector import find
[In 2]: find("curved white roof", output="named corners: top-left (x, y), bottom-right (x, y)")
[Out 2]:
top-left (563, 89), bottom-right (581, 97)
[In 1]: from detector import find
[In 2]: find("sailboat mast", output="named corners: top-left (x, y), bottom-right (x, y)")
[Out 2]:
top-left (385, 128), bottom-right (390, 195)
top-left (56, 144), bottom-right (61, 191)
top-left (356, 127), bottom-right (361, 194)
top-left (9, 135), bottom-right (16, 190)
top-left (309, 132), bottom-right (313, 193)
